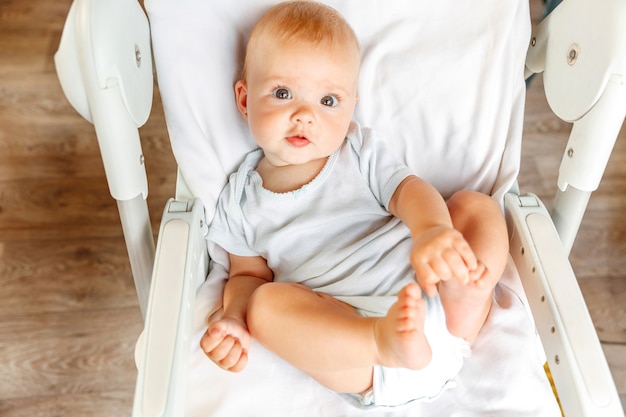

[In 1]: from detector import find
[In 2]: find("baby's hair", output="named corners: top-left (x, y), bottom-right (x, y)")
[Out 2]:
top-left (242, 1), bottom-right (360, 80)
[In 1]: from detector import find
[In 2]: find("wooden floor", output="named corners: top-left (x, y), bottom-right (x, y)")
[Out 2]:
top-left (0, 0), bottom-right (623, 416)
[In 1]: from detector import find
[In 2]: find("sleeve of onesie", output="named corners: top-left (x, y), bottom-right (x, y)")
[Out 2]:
top-left (206, 175), bottom-right (260, 257)
top-left (352, 125), bottom-right (415, 210)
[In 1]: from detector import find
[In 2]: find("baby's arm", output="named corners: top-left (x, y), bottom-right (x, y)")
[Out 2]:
top-left (388, 176), bottom-right (478, 296)
top-left (200, 253), bottom-right (273, 372)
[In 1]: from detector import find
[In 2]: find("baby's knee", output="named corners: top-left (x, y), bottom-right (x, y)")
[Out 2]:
top-left (247, 282), bottom-right (301, 336)
top-left (247, 283), bottom-right (277, 331)
top-left (447, 190), bottom-right (501, 224)
top-left (448, 190), bottom-right (495, 213)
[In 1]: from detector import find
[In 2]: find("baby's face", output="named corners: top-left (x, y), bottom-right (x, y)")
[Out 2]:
top-left (236, 40), bottom-right (359, 168)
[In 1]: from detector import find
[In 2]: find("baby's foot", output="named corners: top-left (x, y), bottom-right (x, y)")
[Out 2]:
top-left (439, 261), bottom-right (495, 343)
top-left (374, 283), bottom-right (431, 370)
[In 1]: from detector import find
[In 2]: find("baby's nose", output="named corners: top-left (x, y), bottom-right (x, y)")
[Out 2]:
top-left (291, 104), bottom-right (314, 124)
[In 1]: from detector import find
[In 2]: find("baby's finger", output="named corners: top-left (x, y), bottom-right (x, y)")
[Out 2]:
top-left (228, 349), bottom-right (249, 373)
top-left (414, 266), bottom-right (439, 297)
top-left (442, 248), bottom-right (471, 284)
top-left (428, 256), bottom-right (454, 284)
top-left (219, 341), bottom-right (246, 371)
top-left (453, 237), bottom-right (478, 271)
top-left (469, 261), bottom-right (489, 285)
top-left (422, 282), bottom-right (438, 298)
top-left (209, 335), bottom-right (237, 363)
top-left (200, 325), bottom-right (225, 354)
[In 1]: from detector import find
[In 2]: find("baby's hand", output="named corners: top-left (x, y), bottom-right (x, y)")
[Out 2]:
top-left (409, 225), bottom-right (478, 297)
top-left (468, 259), bottom-right (490, 287)
top-left (200, 317), bottom-right (252, 372)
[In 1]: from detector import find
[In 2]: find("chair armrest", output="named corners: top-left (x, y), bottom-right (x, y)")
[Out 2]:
top-left (505, 193), bottom-right (624, 417)
top-left (133, 198), bottom-right (209, 417)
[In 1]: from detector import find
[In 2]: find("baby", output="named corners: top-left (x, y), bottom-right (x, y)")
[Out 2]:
top-left (201, 1), bottom-right (509, 407)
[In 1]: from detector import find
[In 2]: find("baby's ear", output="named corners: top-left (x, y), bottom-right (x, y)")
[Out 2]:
top-left (235, 80), bottom-right (249, 120)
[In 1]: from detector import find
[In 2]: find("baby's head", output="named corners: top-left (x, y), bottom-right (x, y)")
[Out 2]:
top-left (241, 1), bottom-right (360, 82)
top-left (236, 1), bottom-right (361, 168)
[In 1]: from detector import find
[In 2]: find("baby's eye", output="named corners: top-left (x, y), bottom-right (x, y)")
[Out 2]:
top-left (321, 95), bottom-right (339, 107)
top-left (273, 88), bottom-right (292, 100)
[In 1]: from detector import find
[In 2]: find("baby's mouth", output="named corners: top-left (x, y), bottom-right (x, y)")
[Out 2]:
top-left (285, 135), bottom-right (311, 147)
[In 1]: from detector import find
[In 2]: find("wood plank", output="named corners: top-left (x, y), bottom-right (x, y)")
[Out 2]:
top-left (0, 238), bottom-right (138, 316)
top-left (0, 1), bottom-right (70, 74)
top-left (603, 344), bottom-right (626, 409)
top-left (0, 176), bottom-right (123, 240)
top-left (0, 308), bottom-right (141, 402)
top-left (0, 392), bottom-right (133, 417)
top-left (0, 176), bottom-right (175, 240)
top-left (578, 277), bottom-right (626, 344)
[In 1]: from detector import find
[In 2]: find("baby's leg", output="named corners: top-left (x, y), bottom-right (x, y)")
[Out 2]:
top-left (247, 282), bottom-right (430, 394)
top-left (441, 190), bottom-right (509, 343)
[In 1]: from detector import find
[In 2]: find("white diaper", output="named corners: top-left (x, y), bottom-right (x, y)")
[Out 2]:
top-left (337, 293), bottom-right (471, 408)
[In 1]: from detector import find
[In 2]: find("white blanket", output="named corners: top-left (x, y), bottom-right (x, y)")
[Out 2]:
top-left (185, 258), bottom-right (560, 416)
top-left (145, 0), bottom-right (563, 415)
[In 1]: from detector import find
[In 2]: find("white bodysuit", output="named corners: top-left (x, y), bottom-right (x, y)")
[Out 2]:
top-left (207, 121), bottom-right (469, 407)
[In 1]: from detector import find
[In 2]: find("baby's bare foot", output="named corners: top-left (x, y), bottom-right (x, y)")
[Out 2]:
top-left (439, 261), bottom-right (495, 343)
top-left (374, 283), bottom-right (431, 370)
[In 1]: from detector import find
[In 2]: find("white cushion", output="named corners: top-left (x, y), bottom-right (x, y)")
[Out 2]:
top-left (147, 0), bottom-right (530, 219)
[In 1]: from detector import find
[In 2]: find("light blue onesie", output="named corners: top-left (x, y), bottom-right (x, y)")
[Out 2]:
top-left (207, 121), bottom-right (469, 407)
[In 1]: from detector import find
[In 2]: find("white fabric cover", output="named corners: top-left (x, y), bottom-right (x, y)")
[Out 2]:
top-left (148, 0), bottom-right (528, 218)
top-left (145, 0), bottom-right (563, 415)
top-left (187, 258), bottom-right (561, 416)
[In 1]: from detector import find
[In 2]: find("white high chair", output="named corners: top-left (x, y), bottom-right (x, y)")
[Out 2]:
top-left (54, 0), bottom-right (625, 416)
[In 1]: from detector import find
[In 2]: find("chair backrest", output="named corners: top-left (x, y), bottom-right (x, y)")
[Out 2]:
top-left (146, 0), bottom-right (530, 218)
